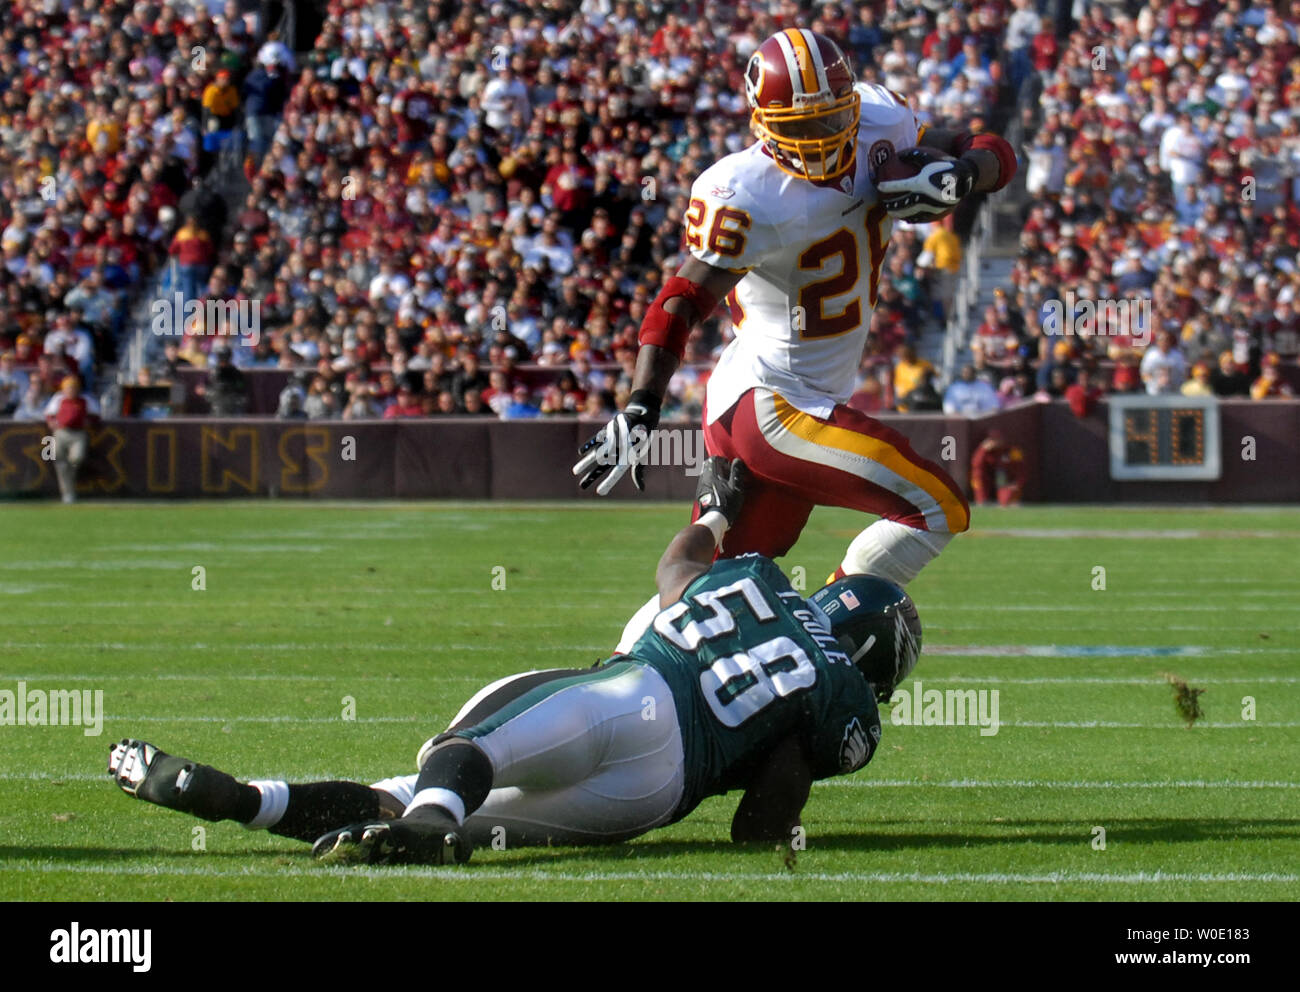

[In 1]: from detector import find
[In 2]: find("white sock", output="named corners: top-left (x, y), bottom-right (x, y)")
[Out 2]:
top-left (840, 519), bottom-right (953, 587)
top-left (405, 787), bottom-right (465, 824)
top-left (243, 779), bottom-right (290, 830)
top-left (614, 593), bottom-right (661, 655)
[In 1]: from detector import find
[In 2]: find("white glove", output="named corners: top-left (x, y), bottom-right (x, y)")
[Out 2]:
top-left (572, 392), bottom-right (660, 495)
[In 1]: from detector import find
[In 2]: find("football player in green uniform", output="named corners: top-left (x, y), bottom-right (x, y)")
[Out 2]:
top-left (108, 458), bottom-right (922, 865)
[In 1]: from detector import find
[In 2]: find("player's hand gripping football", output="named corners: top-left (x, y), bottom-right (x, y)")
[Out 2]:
top-left (876, 147), bottom-right (977, 222)
top-left (694, 456), bottom-right (749, 526)
top-left (573, 390), bottom-right (661, 494)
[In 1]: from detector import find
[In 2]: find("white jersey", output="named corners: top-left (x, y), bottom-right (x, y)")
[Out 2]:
top-left (688, 84), bottom-right (921, 422)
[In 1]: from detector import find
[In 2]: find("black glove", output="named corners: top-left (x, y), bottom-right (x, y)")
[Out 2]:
top-left (693, 456), bottom-right (749, 526)
top-left (877, 148), bottom-right (977, 221)
top-left (572, 390), bottom-right (661, 494)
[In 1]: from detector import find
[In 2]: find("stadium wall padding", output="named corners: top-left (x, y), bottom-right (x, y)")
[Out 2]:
top-left (1, 401), bottom-right (1295, 501)
top-left (1038, 399), bottom-right (1300, 503)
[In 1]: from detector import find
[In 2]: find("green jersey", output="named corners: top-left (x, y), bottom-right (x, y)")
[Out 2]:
top-left (621, 554), bottom-right (881, 820)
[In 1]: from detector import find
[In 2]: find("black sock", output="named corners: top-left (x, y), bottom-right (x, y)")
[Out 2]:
top-left (177, 763), bottom-right (262, 823)
top-left (267, 782), bottom-right (381, 843)
top-left (411, 739), bottom-right (494, 819)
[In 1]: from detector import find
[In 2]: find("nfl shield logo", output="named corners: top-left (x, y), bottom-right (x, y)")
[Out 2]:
top-left (840, 590), bottom-right (861, 610)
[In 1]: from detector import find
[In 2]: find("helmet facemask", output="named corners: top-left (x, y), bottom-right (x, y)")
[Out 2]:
top-left (751, 89), bottom-right (860, 182)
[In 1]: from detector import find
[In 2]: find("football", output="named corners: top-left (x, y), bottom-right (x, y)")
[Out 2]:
top-left (875, 146), bottom-right (961, 222)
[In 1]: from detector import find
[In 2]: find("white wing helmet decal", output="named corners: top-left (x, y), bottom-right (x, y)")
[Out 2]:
top-left (839, 716), bottom-right (872, 771)
top-left (893, 607), bottom-right (919, 685)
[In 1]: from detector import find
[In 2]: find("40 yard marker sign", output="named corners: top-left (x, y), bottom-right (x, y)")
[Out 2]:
top-left (1107, 394), bottom-right (1222, 481)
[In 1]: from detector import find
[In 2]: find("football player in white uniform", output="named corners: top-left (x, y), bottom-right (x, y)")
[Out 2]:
top-left (574, 28), bottom-right (1016, 600)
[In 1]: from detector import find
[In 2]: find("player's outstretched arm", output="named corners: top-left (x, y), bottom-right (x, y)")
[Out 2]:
top-left (654, 456), bottom-right (749, 604)
top-left (730, 734), bottom-right (814, 844)
top-left (573, 258), bottom-right (742, 494)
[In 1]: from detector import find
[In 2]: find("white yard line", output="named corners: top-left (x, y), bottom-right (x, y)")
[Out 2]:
top-left (0, 673), bottom-right (487, 682)
top-left (5, 673), bottom-right (1295, 686)
top-left (888, 676), bottom-right (1300, 684)
top-left (971, 528), bottom-right (1299, 539)
top-left (923, 645), bottom-right (1294, 656)
top-left (0, 642), bottom-right (612, 653)
top-left (15, 772), bottom-right (1297, 787)
top-left (37, 715), bottom-right (1293, 728)
top-left (815, 779), bottom-right (1300, 789)
top-left (97, 715), bottom-right (423, 724)
top-left (929, 604), bottom-right (1286, 612)
top-left (998, 720), bottom-right (1300, 728)
top-left (1, 863), bottom-right (1295, 886)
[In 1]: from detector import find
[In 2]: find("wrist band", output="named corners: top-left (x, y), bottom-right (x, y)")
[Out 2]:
top-left (696, 510), bottom-right (728, 546)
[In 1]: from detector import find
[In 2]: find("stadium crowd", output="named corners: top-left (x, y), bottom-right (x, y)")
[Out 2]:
top-left (971, 0), bottom-right (1300, 413)
top-left (2, 0), bottom-right (1298, 428)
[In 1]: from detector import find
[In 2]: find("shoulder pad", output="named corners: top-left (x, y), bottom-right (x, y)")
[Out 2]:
top-left (690, 147), bottom-right (775, 216)
top-left (856, 82), bottom-right (914, 124)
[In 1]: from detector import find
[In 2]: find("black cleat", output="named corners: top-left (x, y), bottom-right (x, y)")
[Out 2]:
top-left (108, 738), bottom-right (244, 822)
top-left (312, 805), bottom-right (472, 866)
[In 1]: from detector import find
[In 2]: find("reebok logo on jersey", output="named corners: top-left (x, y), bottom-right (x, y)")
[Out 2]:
top-left (710, 185), bottom-right (735, 199)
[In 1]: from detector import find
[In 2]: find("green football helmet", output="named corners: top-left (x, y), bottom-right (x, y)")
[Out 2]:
top-left (809, 575), bottom-right (922, 702)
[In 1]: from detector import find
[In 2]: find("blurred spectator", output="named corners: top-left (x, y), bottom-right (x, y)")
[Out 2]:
top-left (944, 364), bottom-right (1000, 415)
top-left (1, 351), bottom-right (29, 415)
top-left (1065, 368), bottom-right (1104, 417)
top-left (43, 375), bottom-right (100, 504)
top-left (502, 384), bottom-right (541, 420)
top-left (44, 314), bottom-right (96, 389)
top-left (384, 384), bottom-right (426, 419)
top-left (344, 393), bottom-right (382, 419)
top-left (242, 58), bottom-right (290, 161)
top-left (13, 379), bottom-right (50, 422)
top-left (893, 344), bottom-right (936, 404)
top-left (452, 352), bottom-right (491, 407)
top-left (304, 374), bottom-right (340, 420)
top-left (197, 347), bottom-right (247, 415)
top-left (1112, 355), bottom-right (1143, 394)
top-left (1035, 366), bottom-right (1072, 401)
top-left (1140, 332), bottom-right (1188, 396)
top-left (276, 379), bottom-right (307, 419)
top-left (1211, 351), bottom-right (1252, 397)
top-left (1180, 362), bottom-right (1215, 397)
top-left (462, 388), bottom-right (491, 416)
top-left (1252, 354), bottom-right (1296, 399)
top-left (899, 369), bottom-right (944, 412)
top-left (921, 220), bottom-right (962, 319)
top-left (169, 216), bottom-right (216, 304)
top-left (202, 70), bottom-right (241, 132)
top-left (1005, 0), bottom-right (1042, 91)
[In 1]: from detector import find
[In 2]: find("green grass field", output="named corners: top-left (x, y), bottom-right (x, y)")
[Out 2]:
top-left (2, 501), bottom-right (1298, 901)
